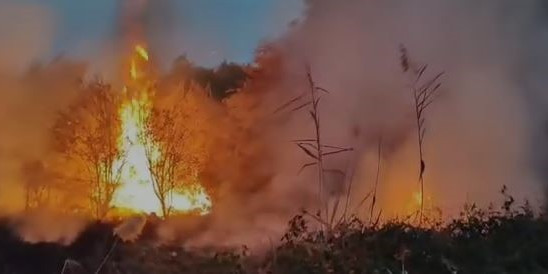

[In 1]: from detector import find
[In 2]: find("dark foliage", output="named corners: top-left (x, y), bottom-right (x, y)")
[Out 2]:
top-left (0, 220), bottom-right (115, 274)
top-left (1, 198), bottom-right (547, 273)
top-left (194, 62), bottom-right (248, 100)
top-left (163, 57), bottom-right (248, 100)
top-left (0, 220), bottom-right (244, 274)
top-left (269, 200), bottom-right (548, 274)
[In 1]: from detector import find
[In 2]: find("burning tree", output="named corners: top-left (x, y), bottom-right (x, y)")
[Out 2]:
top-left (52, 82), bottom-right (124, 219)
top-left (108, 44), bottom-right (212, 218)
top-left (141, 104), bottom-right (189, 217)
top-left (138, 90), bottom-right (210, 217)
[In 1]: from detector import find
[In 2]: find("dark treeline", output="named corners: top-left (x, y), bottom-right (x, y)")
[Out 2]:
top-left (161, 56), bottom-right (248, 100)
top-left (24, 55), bottom-right (249, 101)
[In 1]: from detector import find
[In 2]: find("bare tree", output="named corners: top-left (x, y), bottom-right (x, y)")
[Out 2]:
top-left (139, 92), bottom-right (203, 217)
top-left (400, 45), bottom-right (443, 224)
top-left (52, 81), bottom-right (124, 219)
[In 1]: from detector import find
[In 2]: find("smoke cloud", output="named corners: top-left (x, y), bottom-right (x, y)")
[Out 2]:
top-left (0, 2), bottom-right (89, 240)
top-left (2, 0), bottom-right (548, 249)
top-left (260, 0), bottom-right (548, 219)
top-left (190, 0), bottom-right (548, 249)
top-left (0, 1), bottom-right (55, 212)
top-left (0, 2), bottom-right (55, 73)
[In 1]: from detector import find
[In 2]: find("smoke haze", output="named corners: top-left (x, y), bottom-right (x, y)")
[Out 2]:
top-left (264, 0), bottom-right (548, 218)
top-left (1, 0), bottom-right (548, 247)
top-left (174, 0), bottom-right (548, 248)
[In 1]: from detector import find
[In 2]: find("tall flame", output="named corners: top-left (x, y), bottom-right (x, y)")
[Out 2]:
top-left (110, 45), bottom-right (212, 217)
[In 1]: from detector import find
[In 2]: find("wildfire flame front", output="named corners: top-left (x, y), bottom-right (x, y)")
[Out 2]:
top-left (110, 45), bottom-right (212, 217)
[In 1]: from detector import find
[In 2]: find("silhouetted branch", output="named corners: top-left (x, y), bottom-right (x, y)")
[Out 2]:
top-left (400, 44), bottom-right (443, 225)
top-left (299, 162), bottom-right (318, 174)
top-left (370, 138), bottom-right (383, 224)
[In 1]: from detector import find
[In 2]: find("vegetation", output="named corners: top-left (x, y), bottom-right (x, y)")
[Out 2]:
top-left (0, 192), bottom-right (547, 274)
top-left (270, 194), bottom-right (547, 274)
top-left (400, 45), bottom-right (444, 224)
top-left (6, 45), bottom-right (546, 274)
top-left (44, 57), bottom-right (246, 219)
top-left (140, 87), bottom-right (211, 217)
top-left (162, 57), bottom-right (247, 100)
top-left (275, 64), bottom-right (354, 230)
top-left (52, 82), bottom-right (124, 219)
top-left (21, 160), bottom-right (51, 210)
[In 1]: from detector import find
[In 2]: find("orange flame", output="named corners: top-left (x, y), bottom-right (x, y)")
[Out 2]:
top-left (110, 45), bottom-right (212, 217)
top-left (135, 45), bottom-right (149, 61)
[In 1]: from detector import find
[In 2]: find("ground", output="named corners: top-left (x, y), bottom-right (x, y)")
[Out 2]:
top-left (1, 200), bottom-right (547, 274)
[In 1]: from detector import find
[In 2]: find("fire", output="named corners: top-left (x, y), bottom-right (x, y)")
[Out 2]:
top-left (135, 45), bottom-right (149, 61)
top-left (405, 191), bottom-right (426, 215)
top-left (413, 191), bottom-right (423, 206)
top-left (110, 45), bottom-right (212, 217)
top-left (400, 189), bottom-right (439, 224)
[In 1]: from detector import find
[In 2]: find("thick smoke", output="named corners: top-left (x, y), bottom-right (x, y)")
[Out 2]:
top-left (192, 0), bottom-right (548, 248)
top-left (2, 0), bottom-right (548, 248)
top-left (264, 0), bottom-right (548, 219)
top-left (0, 1), bottom-right (55, 211)
top-left (0, 2), bottom-right (89, 242)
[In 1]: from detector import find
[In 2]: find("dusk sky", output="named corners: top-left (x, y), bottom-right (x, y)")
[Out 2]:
top-left (21, 0), bottom-right (304, 67)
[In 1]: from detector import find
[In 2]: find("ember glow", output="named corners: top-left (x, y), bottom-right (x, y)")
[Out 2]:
top-left (110, 45), bottom-right (212, 217)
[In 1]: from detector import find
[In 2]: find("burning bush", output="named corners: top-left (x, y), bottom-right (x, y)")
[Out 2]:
top-left (49, 46), bottom-right (217, 220)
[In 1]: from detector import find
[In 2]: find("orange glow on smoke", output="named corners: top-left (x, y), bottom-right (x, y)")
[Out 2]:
top-left (110, 45), bottom-right (212, 217)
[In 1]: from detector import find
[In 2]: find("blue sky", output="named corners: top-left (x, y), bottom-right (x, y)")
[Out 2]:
top-left (21, 0), bottom-right (303, 67)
